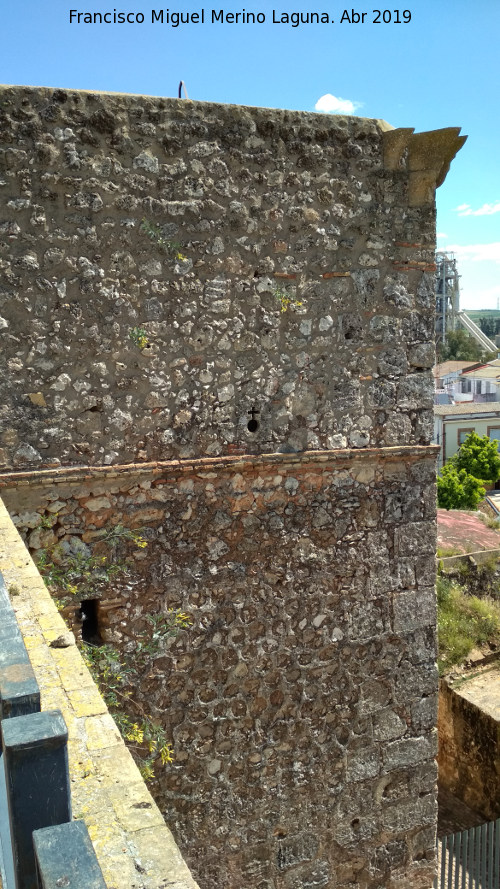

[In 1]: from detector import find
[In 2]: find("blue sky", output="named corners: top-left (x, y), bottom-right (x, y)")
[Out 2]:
top-left (2, 0), bottom-right (499, 309)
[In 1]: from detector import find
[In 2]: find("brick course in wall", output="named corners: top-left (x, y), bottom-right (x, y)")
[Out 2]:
top-left (2, 446), bottom-right (439, 889)
top-left (0, 84), bottom-right (466, 889)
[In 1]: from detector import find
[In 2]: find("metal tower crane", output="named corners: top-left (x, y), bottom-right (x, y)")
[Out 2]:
top-left (435, 251), bottom-right (497, 353)
top-left (435, 251), bottom-right (460, 348)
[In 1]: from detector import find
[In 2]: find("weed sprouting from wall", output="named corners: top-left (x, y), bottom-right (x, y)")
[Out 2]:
top-left (129, 326), bottom-right (150, 350)
top-left (140, 218), bottom-right (187, 261)
top-left (37, 524), bottom-right (191, 781)
top-left (37, 524), bottom-right (146, 610)
top-left (273, 285), bottom-right (303, 313)
top-left (82, 610), bottom-right (191, 780)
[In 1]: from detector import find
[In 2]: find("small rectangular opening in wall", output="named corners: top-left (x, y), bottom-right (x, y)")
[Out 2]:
top-left (79, 599), bottom-right (102, 644)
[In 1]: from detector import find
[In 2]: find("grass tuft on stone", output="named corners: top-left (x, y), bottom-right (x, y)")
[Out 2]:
top-left (437, 574), bottom-right (500, 675)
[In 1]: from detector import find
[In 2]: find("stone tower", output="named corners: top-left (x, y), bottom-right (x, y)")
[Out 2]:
top-left (0, 85), bottom-right (465, 888)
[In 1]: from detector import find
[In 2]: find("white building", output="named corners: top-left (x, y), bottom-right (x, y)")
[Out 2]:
top-left (457, 359), bottom-right (500, 403)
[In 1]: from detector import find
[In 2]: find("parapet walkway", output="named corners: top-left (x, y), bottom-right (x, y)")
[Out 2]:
top-left (0, 497), bottom-right (199, 889)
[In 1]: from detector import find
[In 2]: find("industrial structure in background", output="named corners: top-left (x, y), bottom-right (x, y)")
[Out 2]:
top-left (435, 251), bottom-right (497, 353)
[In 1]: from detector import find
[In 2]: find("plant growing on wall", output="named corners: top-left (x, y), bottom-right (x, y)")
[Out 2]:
top-left (37, 524), bottom-right (147, 610)
top-left (140, 218), bottom-right (187, 261)
top-left (273, 285), bottom-right (303, 313)
top-left (437, 572), bottom-right (500, 674)
top-left (81, 610), bottom-right (191, 780)
top-left (38, 525), bottom-right (191, 781)
top-left (129, 326), bottom-right (149, 350)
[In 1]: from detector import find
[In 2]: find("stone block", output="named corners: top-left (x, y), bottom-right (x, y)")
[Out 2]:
top-left (346, 744), bottom-right (381, 782)
top-left (276, 834), bottom-right (318, 870)
top-left (393, 586), bottom-right (436, 633)
top-left (372, 708), bottom-right (407, 742)
top-left (383, 735), bottom-right (437, 771)
top-left (278, 859), bottom-right (330, 889)
top-left (394, 522), bottom-right (436, 556)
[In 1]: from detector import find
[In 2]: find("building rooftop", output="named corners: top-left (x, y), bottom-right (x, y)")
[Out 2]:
top-left (460, 363), bottom-right (500, 380)
top-left (434, 361), bottom-right (480, 378)
top-left (434, 402), bottom-right (500, 416)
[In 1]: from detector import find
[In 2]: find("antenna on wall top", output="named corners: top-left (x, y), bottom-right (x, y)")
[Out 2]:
top-left (178, 81), bottom-right (189, 99)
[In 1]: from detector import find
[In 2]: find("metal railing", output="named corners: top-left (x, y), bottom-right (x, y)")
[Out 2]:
top-left (0, 571), bottom-right (106, 889)
top-left (435, 818), bottom-right (500, 889)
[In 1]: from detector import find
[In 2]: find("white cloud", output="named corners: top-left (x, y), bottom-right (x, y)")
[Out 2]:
top-left (436, 232), bottom-right (448, 239)
top-left (314, 94), bottom-right (360, 115)
top-left (454, 201), bottom-right (500, 217)
top-left (444, 242), bottom-right (500, 263)
top-left (461, 283), bottom-right (500, 311)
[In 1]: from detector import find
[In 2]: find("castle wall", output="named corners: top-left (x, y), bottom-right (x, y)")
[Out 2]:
top-left (0, 85), bottom-right (462, 469)
top-left (438, 675), bottom-right (500, 823)
top-left (2, 446), bottom-right (439, 889)
top-left (0, 84), bottom-right (466, 889)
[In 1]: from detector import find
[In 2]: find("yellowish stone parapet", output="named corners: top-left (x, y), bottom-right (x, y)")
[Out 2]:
top-left (0, 496), bottom-right (199, 889)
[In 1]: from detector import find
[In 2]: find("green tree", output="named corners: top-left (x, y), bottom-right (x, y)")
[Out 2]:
top-left (438, 329), bottom-right (495, 363)
top-left (454, 431), bottom-right (500, 482)
top-left (478, 316), bottom-right (496, 338)
top-left (437, 464), bottom-right (485, 510)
